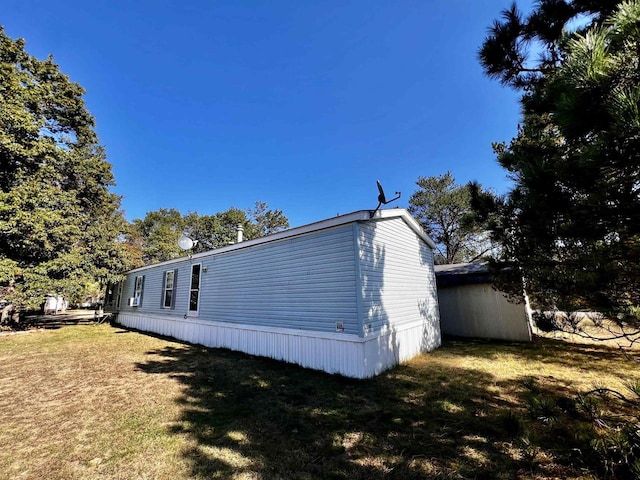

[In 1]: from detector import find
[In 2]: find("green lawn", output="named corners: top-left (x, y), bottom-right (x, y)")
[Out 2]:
top-left (0, 320), bottom-right (637, 479)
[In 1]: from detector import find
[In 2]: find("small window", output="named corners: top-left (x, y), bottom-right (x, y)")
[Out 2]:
top-left (189, 264), bottom-right (201, 313)
top-left (163, 270), bottom-right (175, 308)
top-left (133, 275), bottom-right (144, 306)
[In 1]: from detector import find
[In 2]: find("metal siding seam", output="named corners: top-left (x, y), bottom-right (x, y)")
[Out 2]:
top-left (352, 223), bottom-right (365, 338)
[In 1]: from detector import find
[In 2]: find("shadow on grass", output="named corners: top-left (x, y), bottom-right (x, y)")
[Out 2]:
top-left (5, 310), bottom-right (97, 332)
top-left (135, 341), bottom-right (555, 479)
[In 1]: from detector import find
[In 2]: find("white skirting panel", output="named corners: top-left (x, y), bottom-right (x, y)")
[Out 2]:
top-left (363, 317), bottom-right (442, 377)
top-left (116, 313), bottom-right (439, 379)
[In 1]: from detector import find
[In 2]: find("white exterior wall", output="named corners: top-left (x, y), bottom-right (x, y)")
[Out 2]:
top-left (437, 283), bottom-right (532, 341)
top-left (116, 312), bottom-right (432, 378)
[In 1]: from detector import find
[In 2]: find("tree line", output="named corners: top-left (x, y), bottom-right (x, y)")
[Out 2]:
top-left (3, 0), bottom-right (640, 324)
top-left (130, 201), bottom-right (289, 265)
top-left (0, 27), bottom-right (288, 309)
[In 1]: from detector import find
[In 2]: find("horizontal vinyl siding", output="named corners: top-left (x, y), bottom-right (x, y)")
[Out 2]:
top-left (113, 214), bottom-right (444, 377)
top-left (118, 259), bottom-right (193, 316)
top-left (200, 225), bottom-right (358, 334)
top-left (357, 218), bottom-right (440, 343)
top-left (119, 225), bottom-right (358, 334)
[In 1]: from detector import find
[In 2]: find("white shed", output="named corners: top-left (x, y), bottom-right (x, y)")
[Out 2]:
top-left (107, 209), bottom-right (441, 378)
top-left (435, 263), bottom-right (532, 342)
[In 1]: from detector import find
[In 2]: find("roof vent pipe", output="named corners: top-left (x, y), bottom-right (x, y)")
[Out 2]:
top-left (236, 224), bottom-right (244, 243)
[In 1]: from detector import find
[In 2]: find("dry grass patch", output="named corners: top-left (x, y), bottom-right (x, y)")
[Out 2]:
top-left (0, 325), bottom-right (191, 479)
top-left (0, 324), bottom-right (638, 479)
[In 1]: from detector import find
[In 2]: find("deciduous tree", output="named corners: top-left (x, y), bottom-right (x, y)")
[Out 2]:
top-left (134, 203), bottom-right (289, 262)
top-left (0, 28), bottom-right (139, 308)
top-left (132, 208), bottom-right (185, 264)
top-left (246, 201), bottom-right (289, 239)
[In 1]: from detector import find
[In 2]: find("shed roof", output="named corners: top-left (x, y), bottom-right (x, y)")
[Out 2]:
top-left (434, 262), bottom-right (492, 287)
top-left (128, 208), bottom-right (435, 274)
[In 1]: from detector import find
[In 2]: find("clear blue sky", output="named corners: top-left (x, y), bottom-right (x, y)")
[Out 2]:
top-left (4, 0), bottom-right (532, 228)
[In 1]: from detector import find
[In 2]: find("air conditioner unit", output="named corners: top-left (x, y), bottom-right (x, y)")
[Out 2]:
top-left (128, 297), bottom-right (140, 307)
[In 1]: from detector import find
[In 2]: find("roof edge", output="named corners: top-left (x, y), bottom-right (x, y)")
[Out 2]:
top-left (373, 208), bottom-right (436, 249)
top-left (127, 208), bottom-right (434, 274)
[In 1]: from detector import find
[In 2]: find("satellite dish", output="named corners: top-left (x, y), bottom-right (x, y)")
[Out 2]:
top-left (372, 180), bottom-right (401, 216)
top-left (377, 180), bottom-right (387, 204)
top-left (178, 233), bottom-right (197, 250)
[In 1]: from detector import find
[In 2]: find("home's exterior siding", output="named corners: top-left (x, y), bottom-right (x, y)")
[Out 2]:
top-left (118, 225), bottom-right (358, 334)
top-left (357, 219), bottom-right (440, 333)
top-left (356, 217), bottom-right (441, 365)
top-left (198, 225), bottom-right (358, 334)
top-left (118, 260), bottom-right (192, 316)
top-left (111, 210), bottom-right (441, 378)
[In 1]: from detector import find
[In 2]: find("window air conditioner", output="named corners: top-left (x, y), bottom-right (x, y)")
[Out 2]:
top-left (128, 297), bottom-right (140, 307)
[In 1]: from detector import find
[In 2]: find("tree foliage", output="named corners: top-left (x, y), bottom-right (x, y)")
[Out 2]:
top-left (133, 202), bottom-right (289, 265)
top-left (0, 28), bottom-right (141, 309)
top-left (246, 201), bottom-right (290, 239)
top-left (408, 172), bottom-right (494, 264)
top-left (476, 1), bottom-right (640, 319)
top-left (132, 208), bottom-right (184, 264)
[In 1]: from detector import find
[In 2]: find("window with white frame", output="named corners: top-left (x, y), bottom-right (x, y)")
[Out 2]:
top-left (133, 275), bottom-right (144, 306)
top-left (163, 270), bottom-right (175, 308)
top-left (189, 264), bottom-right (201, 313)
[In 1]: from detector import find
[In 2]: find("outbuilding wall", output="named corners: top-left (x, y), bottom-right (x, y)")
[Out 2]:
top-left (437, 283), bottom-right (532, 342)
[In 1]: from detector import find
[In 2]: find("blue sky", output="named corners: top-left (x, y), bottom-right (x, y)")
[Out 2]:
top-left (4, 1), bottom-right (532, 228)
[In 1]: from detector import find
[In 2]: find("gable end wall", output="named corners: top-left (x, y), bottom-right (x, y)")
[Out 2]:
top-left (356, 217), bottom-right (441, 372)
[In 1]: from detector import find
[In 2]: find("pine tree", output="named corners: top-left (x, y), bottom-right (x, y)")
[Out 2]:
top-left (476, 1), bottom-right (640, 319)
top-left (408, 172), bottom-right (494, 264)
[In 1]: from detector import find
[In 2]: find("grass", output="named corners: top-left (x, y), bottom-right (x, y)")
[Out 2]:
top-left (0, 318), bottom-right (638, 480)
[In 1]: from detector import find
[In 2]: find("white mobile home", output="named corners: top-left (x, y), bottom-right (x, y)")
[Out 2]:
top-left (107, 209), bottom-right (441, 378)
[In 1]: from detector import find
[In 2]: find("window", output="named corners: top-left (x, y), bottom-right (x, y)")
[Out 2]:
top-left (133, 275), bottom-right (144, 306)
top-left (163, 270), bottom-right (176, 309)
top-left (189, 264), bottom-right (201, 313)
